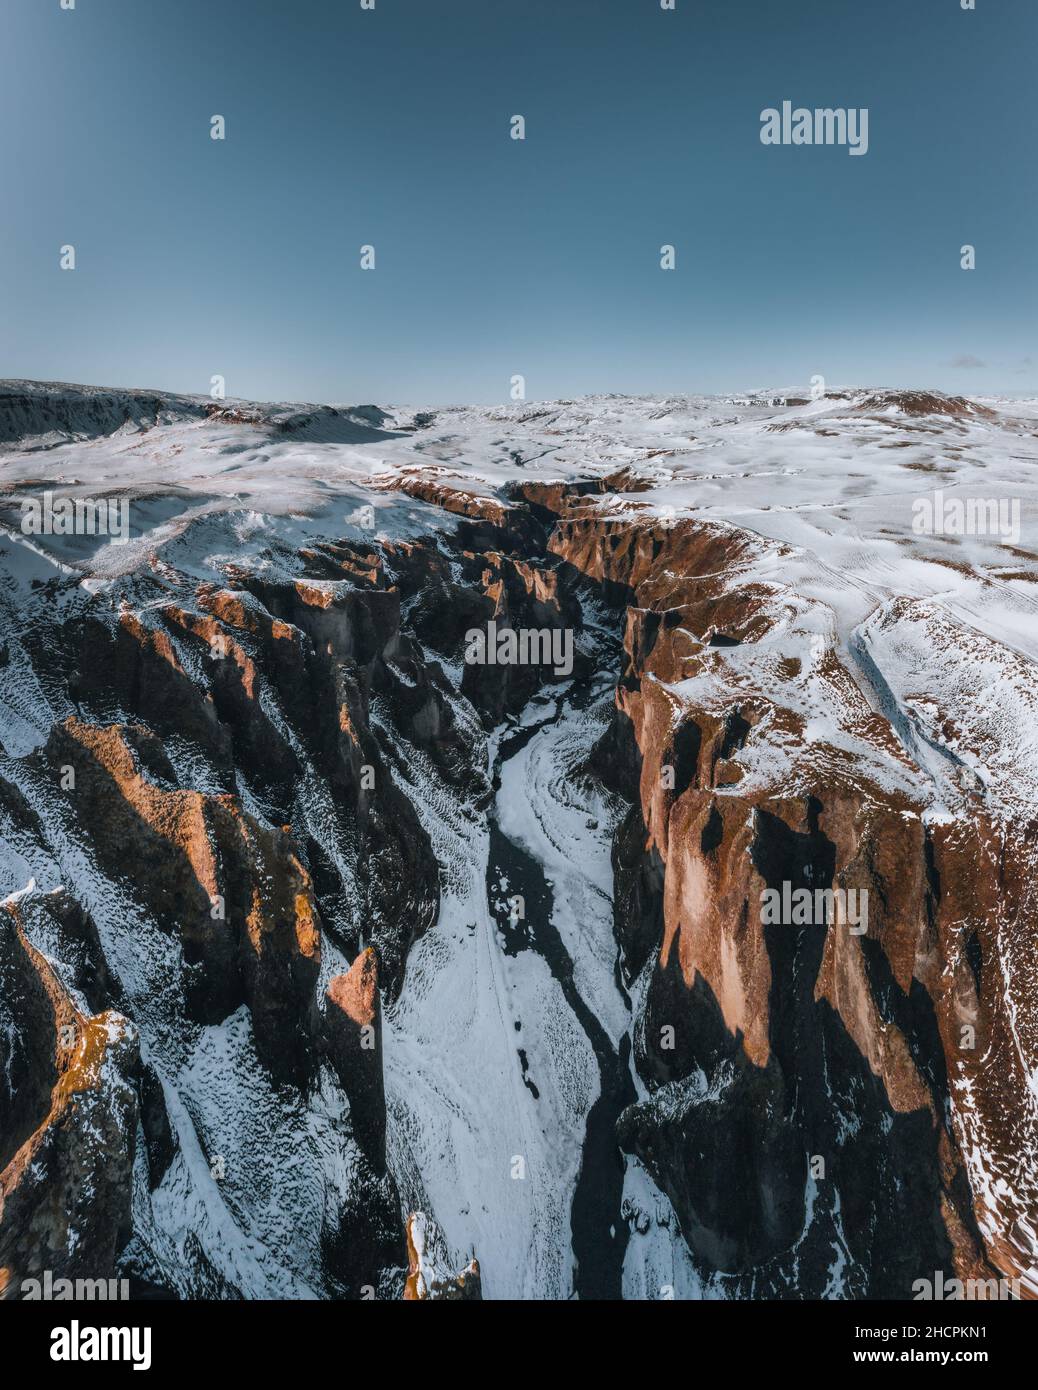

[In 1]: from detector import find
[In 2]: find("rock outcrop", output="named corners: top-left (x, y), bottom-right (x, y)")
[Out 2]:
top-left (403, 1212), bottom-right (481, 1301)
top-left (323, 949), bottom-right (387, 1172)
top-left (539, 499), bottom-right (1035, 1297)
top-left (0, 891), bottom-right (139, 1298)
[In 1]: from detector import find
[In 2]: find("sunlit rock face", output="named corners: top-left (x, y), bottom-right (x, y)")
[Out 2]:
top-left (0, 890), bottom-right (139, 1296)
top-left (0, 380), bottom-right (1035, 1300)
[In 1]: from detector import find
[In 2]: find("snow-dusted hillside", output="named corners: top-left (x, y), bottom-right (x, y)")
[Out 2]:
top-left (1, 380), bottom-right (1036, 1300)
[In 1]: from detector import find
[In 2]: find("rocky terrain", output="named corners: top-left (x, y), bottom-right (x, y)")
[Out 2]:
top-left (0, 379), bottom-right (1036, 1300)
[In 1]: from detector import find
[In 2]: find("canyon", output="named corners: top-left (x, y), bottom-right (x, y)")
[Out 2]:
top-left (0, 379), bottom-right (1036, 1300)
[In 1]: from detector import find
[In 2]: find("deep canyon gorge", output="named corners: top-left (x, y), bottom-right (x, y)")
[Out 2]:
top-left (1, 381), bottom-right (1036, 1300)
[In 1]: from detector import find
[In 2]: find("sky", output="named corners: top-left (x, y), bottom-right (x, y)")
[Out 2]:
top-left (1, 0), bottom-right (1035, 405)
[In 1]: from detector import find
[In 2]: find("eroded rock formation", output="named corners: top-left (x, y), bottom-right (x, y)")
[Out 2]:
top-left (0, 891), bottom-right (139, 1298)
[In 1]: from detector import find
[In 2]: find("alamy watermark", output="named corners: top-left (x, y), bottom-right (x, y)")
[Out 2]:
top-left (21, 1270), bottom-right (129, 1300)
top-left (760, 882), bottom-right (868, 935)
top-left (912, 490), bottom-right (1021, 546)
top-left (19, 491), bottom-right (130, 545)
top-left (912, 1270), bottom-right (1021, 1301)
top-left (464, 620), bottom-right (573, 677)
top-left (50, 1322), bottom-right (151, 1371)
top-left (760, 102), bottom-right (869, 156)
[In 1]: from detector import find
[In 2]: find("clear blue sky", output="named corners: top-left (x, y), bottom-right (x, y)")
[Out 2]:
top-left (2, 0), bottom-right (1035, 404)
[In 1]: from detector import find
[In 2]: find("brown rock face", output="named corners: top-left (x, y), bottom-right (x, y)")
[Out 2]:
top-left (230, 567), bottom-right (449, 997)
top-left (0, 896), bottom-right (139, 1297)
top-left (540, 498), bottom-right (1033, 1296)
top-left (42, 716), bottom-right (322, 1086)
top-left (0, 512), bottom-right (478, 1296)
top-left (323, 948), bottom-right (387, 1171)
top-left (387, 535), bottom-right (585, 726)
